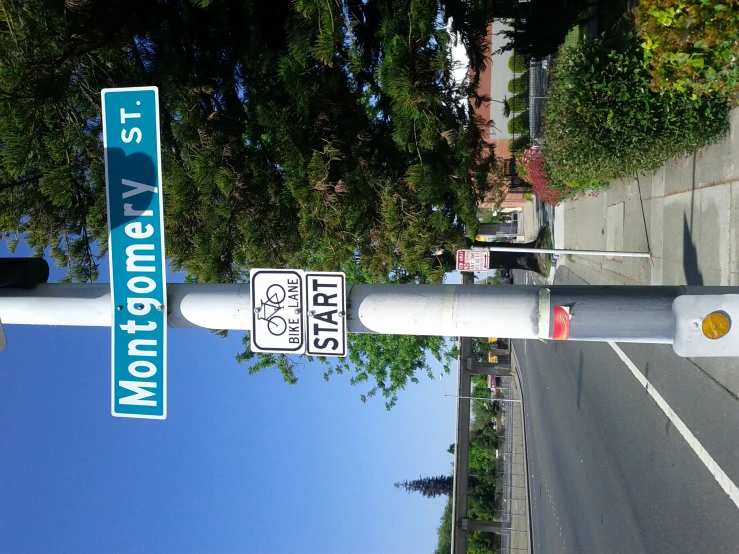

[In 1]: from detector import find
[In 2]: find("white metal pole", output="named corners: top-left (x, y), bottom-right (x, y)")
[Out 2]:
top-left (0, 283), bottom-right (736, 351)
top-left (0, 283), bottom-right (542, 338)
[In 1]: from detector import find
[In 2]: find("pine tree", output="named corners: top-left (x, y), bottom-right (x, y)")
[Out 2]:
top-left (0, 0), bottom-right (530, 406)
top-left (395, 475), bottom-right (454, 498)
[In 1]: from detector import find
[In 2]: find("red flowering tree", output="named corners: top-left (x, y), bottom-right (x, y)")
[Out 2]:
top-left (516, 148), bottom-right (565, 205)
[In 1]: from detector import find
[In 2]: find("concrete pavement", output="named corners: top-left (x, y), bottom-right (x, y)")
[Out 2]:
top-left (552, 107), bottom-right (739, 398)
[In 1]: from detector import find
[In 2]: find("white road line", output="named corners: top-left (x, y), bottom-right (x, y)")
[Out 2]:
top-left (608, 342), bottom-right (739, 511)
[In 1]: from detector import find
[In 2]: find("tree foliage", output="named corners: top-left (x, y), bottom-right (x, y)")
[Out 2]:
top-left (494, 0), bottom-right (595, 59)
top-left (395, 475), bottom-right (454, 498)
top-left (0, 0), bottom-right (509, 406)
top-left (0, 0), bottom-right (494, 285)
top-left (238, 331), bottom-right (458, 410)
top-left (434, 496), bottom-right (453, 554)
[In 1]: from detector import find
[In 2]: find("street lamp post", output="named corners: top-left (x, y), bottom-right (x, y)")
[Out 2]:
top-left (438, 374), bottom-right (521, 403)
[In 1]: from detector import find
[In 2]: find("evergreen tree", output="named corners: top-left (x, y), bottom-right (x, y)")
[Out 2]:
top-left (0, 0), bottom-right (493, 284)
top-left (0, 0), bottom-right (529, 406)
top-left (395, 475), bottom-right (454, 498)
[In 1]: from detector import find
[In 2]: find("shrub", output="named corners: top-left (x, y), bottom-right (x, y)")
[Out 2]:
top-left (510, 134), bottom-right (531, 152)
top-left (505, 95), bottom-right (527, 113)
top-left (636, 0), bottom-right (739, 98)
top-left (507, 76), bottom-right (528, 94)
top-left (508, 53), bottom-right (529, 73)
top-left (543, 32), bottom-right (730, 188)
top-left (515, 148), bottom-right (567, 205)
top-left (507, 113), bottom-right (529, 135)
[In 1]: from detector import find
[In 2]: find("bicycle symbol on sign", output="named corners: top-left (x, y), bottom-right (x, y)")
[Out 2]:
top-left (257, 284), bottom-right (287, 336)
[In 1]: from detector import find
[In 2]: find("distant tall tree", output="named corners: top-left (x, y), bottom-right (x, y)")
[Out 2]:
top-left (395, 475), bottom-right (454, 498)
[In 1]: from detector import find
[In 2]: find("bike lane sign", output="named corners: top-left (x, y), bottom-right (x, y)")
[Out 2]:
top-left (250, 269), bottom-right (305, 354)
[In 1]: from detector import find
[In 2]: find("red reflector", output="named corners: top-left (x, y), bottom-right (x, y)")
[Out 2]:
top-left (552, 306), bottom-right (571, 340)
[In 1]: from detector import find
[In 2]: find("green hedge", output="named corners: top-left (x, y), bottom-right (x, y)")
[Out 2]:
top-left (507, 113), bottom-right (529, 135)
top-left (506, 95), bottom-right (527, 113)
top-left (636, 0), bottom-right (739, 98)
top-left (508, 54), bottom-right (528, 73)
top-left (510, 134), bottom-right (531, 152)
top-left (543, 32), bottom-right (729, 189)
top-left (507, 76), bottom-right (528, 94)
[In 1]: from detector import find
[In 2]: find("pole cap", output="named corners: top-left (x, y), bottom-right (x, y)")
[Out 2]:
top-left (673, 295), bottom-right (739, 357)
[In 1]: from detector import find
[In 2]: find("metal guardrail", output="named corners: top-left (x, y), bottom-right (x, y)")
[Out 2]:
top-left (494, 376), bottom-right (531, 554)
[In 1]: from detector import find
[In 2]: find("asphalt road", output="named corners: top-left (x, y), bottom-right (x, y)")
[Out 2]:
top-left (512, 269), bottom-right (739, 553)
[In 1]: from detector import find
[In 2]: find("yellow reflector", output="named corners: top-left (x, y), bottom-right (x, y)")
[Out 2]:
top-left (702, 311), bottom-right (731, 340)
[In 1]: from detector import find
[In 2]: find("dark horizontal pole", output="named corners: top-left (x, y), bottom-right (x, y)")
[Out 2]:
top-left (0, 258), bottom-right (49, 288)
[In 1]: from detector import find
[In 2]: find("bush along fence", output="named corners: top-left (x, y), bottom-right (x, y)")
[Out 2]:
top-left (507, 112), bottom-right (529, 135)
top-left (505, 95), bottom-right (527, 114)
top-left (540, 29), bottom-right (730, 197)
top-left (507, 76), bottom-right (528, 94)
top-left (508, 53), bottom-right (528, 73)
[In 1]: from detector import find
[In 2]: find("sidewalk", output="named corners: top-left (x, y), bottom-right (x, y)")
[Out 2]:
top-left (552, 107), bottom-right (739, 396)
top-left (507, 358), bottom-right (532, 554)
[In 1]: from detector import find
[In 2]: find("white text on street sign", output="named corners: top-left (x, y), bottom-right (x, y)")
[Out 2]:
top-left (456, 250), bottom-right (489, 272)
top-left (102, 87), bottom-right (167, 420)
top-left (306, 272), bottom-right (347, 357)
top-left (250, 269), bottom-right (305, 354)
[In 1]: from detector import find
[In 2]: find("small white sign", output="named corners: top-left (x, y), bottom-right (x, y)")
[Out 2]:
top-left (456, 249), bottom-right (489, 272)
top-left (306, 272), bottom-right (347, 357)
top-left (250, 269), bottom-right (305, 354)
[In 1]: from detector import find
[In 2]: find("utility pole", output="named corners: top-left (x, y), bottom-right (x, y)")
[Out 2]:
top-left (1, 282), bottom-right (736, 356)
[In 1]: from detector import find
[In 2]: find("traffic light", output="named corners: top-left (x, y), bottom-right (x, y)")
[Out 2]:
top-left (0, 258), bottom-right (50, 351)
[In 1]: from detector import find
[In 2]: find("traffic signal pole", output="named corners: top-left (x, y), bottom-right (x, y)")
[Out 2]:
top-left (0, 282), bottom-right (737, 356)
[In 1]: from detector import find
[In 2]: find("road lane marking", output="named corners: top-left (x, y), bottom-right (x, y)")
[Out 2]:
top-left (608, 342), bottom-right (739, 511)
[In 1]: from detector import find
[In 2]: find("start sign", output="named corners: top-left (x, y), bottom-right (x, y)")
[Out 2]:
top-left (306, 272), bottom-right (347, 357)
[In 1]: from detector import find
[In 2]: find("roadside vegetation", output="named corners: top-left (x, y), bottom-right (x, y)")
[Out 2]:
top-left (636, 0), bottom-right (739, 100)
top-left (544, 30), bottom-right (729, 193)
top-left (400, 359), bottom-right (503, 554)
top-left (506, 0), bottom-right (736, 203)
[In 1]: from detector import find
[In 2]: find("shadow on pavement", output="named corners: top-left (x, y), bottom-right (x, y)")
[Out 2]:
top-left (682, 215), bottom-right (703, 285)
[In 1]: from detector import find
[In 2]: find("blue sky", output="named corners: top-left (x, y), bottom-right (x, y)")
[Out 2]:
top-left (0, 242), bottom-right (460, 554)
